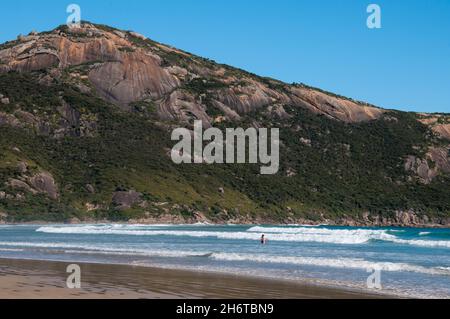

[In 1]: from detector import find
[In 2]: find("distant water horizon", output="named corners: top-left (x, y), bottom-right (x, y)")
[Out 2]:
top-left (0, 224), bottom-right (449, 298)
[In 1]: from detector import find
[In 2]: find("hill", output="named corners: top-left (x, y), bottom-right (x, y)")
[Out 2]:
top-left (0, 22), bottom-right (449, 226)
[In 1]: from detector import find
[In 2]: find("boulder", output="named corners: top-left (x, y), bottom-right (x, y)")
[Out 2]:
top-left (28, 172), bottom-right (59, 199)
top-left (129, 32), bottom-right (147, 40)
top-left (433, 124), bottom-right (450, 140)
top-left (86, 184), bottom-right (95, 194)
top-left (8, 178), bottom-right (37, 194)
top-left (112, 190), bottom-right (142, 210)
top-left (0, 211), bottom-right (7, 224)
top-left (17, 162), bottom-right (28, 173)
top-left (405, 147), bottom-right (450, 184)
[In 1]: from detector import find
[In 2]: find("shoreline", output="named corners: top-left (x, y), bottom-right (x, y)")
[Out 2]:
top-left (0, 257), bottom-right (393, 299)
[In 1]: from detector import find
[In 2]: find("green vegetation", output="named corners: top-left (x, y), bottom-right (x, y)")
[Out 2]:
top-left (118, 47), bottom-right (135, 53)
top-left (0, 38), bottom-right (449, 223)
top-left (129, 100), bottom-right (158, 117)
top-left (292, 82), bottom-right (380, 109)
top-left (183, 78), bottom-right (227, 95)
top-left (0, 71), bottom-right (259, 222)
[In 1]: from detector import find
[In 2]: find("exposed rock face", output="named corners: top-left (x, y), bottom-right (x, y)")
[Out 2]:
top-left (0, 112), bottom-right (21, 127)
top-left (57, 101), bottom-right (80, 129)
top-left (85, 184), bottom-right (95, 194)
top-left (429, 146), bottom-right (450, 171)
top-left (28, 172), bottom-right (59, 200)
top-left (0, 25), bottom-right (179, 109)
top-left (405, 156), bottom-right (435, 184)
top-left (433, 124), bottom-right (450, 140)
top-left (123, 209), bottom-right (450, 228)
top-left (213, 80), bottom-right (281, 114)
top-left (55, 100), bottom-right (97, 138)
top-left (418, 116), bottom-right (450, 141)
top-left (289, 86), bottom-right (384, 122)
top-left (299, 137), bottom-right (312, 146)
top-left (266, 104), bottom-right (292, 119)
top-left (158, 90), bottom-right (211, 126)
top-left (8, 178), bottom-right (38, 194)
top-left (1, 96), bottom-right (98, 138)
top-left (1, 22), bottom-right (449, 225)
top-left (88, 52), bottom-right (179, 106)
top-left (112, 190), bottom-right (142, 210)
top-left (129, 32), bottom-right (147, 40)
top-left (7, 172), bottom-right (59, 200)
top-left (357, 211), bottom-right (449, 228)
top-left (85, 203), bottom-right (102, 212)
top-left (0, 23), bottom-right (384, 125)
top-left (405, 147), bottom-right (450, 184)
top-left (17, 162), bottom-right (28, 174)
top-left (0, 211), bottom-right (7, 224)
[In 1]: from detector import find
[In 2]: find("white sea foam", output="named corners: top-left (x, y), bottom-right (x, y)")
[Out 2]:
top-left (248, 226), bottom-right (389, 236)
top-left (36, 225), bottom-right (378, 244)
top-left (0, 248), bottom-right (24, 252)
top-left (248, 226), bottom-right (399, 243)
top-left (34, 225), bottom-right (450, 248)
top-left (419, 232), bottom-right (431, 236)
top-left (2, 239), bottom-right (447, 276)
top-left (0, 241), bottom-right (208, 257)
top-left (249, 226), bottom-right (450, 248)
top-left (63, 248), bottom-right (209, 258)
top-left (193, 222), bottom-right (212, 226)
top-left (210, 253), bottom-right (450, 276)
top-left (286, 224), bottom-right (323, 227)
top-left (0, 241), bottom-right (90, 249)
top-left (386, 237), bottom-right (450, 248)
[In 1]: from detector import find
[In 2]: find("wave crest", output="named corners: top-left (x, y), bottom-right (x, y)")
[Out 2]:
top-left (34, 225), bottom-right (450, 248)
top-left (210, 253), bottom-right (450, 276)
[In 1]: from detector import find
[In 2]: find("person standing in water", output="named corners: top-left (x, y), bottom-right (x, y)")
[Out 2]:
top-left (260, 234), bottom-right (267, 245)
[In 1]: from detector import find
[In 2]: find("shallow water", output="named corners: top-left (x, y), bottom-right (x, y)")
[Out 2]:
top-left (0, 224), bottom-right (449, 298)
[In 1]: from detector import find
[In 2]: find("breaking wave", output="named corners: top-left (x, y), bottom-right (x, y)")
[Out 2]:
top-left (34, 225), bottom-right (450, 248)
top-left (1, 239), bottom-right (447, 276)
top-left (210, 253), bottom-right (450, 276)
top-left (36, 225), bottom-right (379, 244)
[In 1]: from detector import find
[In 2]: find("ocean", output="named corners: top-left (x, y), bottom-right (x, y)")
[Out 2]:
top-left (0, 223), bottom-right (449, 298)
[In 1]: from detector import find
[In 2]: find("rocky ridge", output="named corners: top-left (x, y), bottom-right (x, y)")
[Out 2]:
top-left (0, 22), bottom-right (449, 225)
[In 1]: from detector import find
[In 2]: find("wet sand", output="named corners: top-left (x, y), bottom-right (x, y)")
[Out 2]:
top-left (0, 258), bottom-right (389, 299)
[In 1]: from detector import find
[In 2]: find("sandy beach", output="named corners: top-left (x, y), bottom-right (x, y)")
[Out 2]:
top-left (0, 258), bottom-right (389, 299)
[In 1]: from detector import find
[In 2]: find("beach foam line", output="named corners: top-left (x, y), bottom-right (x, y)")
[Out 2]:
top-left (385, 237), bottom-right (450, 248)
top-left (3, 240), bottom-right (447, 276)
top-left (0, 248), bottom-right (24, 252)
top-left (210, 253), bottom-right (450, 276)
top-left (63, 249), bottom-right (211, 258)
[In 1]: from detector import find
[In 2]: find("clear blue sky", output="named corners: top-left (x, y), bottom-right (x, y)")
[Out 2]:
top-left (1, 0), bottom-right (449, 113)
